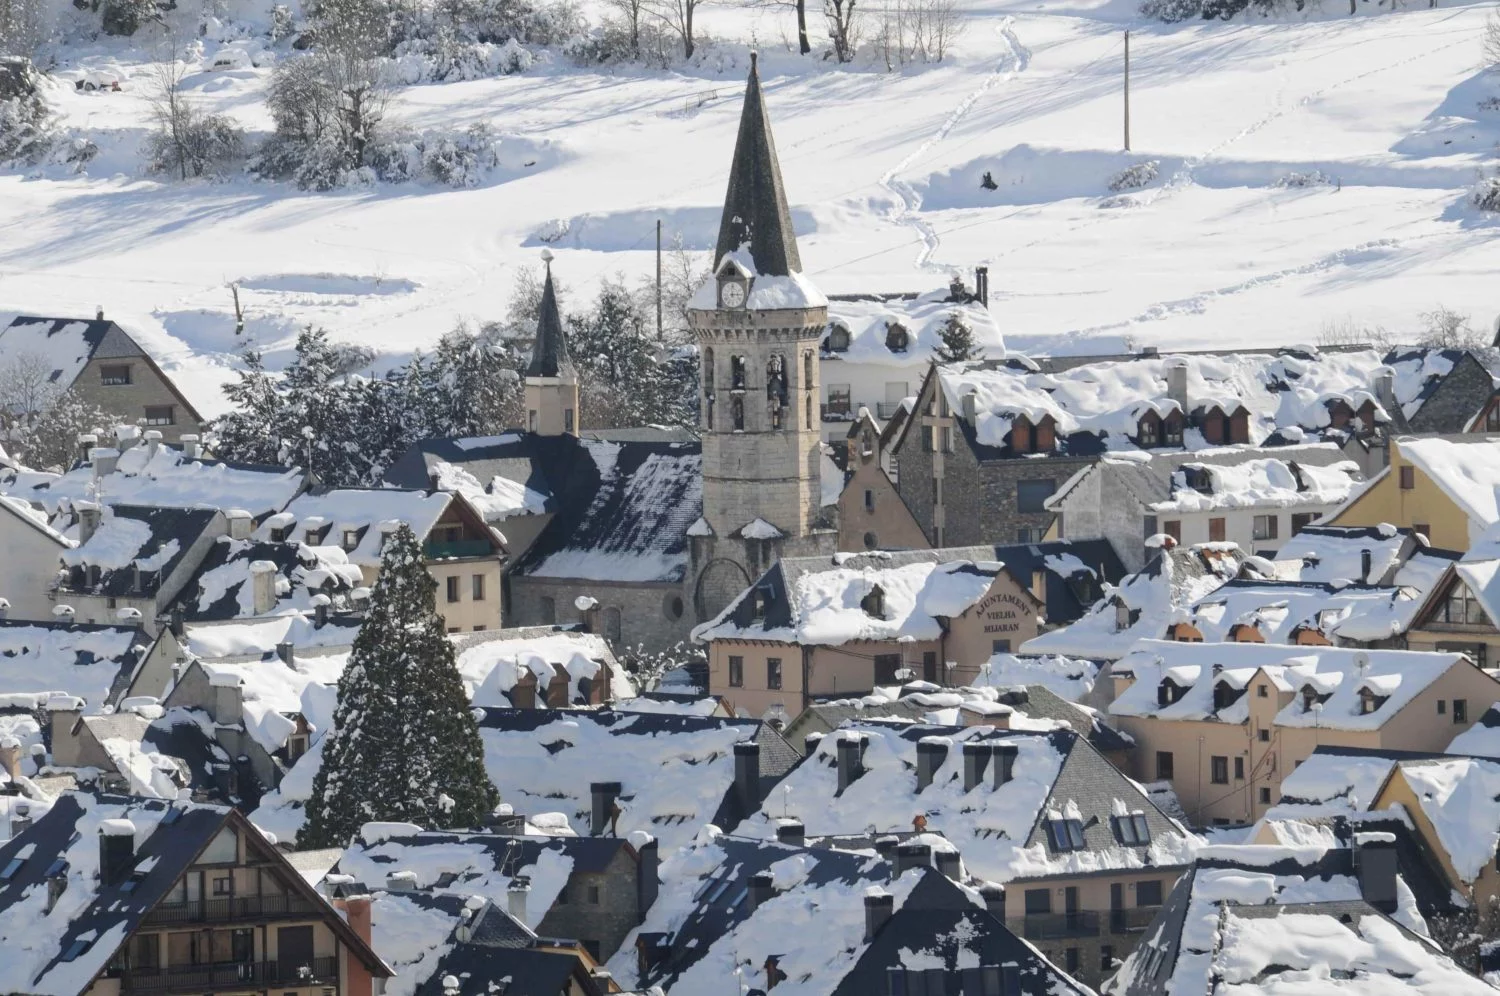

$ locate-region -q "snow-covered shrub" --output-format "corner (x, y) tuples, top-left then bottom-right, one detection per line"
(0, 90), (54, 166)
(1108, 160), (1159, 192)
(1275, 169), (1331, 188)
(1480, 96), (1500, 113)
(1138, 0), (1202, 21)
(143, 111), (244, 179)
(1473, 173), (1500, 213)
(99, 0), (161, 35)
(368, 122), (499, 186)
(391, 34), (532, 81)
(269, 3), (296, 39)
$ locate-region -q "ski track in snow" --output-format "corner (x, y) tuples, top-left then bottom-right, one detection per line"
(879, 16), (1032, 272)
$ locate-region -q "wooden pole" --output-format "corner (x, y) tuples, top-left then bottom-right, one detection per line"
(656, 219), (664, 338)
(1124, 30), (1132, 152)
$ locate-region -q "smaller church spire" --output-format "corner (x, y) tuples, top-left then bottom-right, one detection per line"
(714, 51), (803, 277)
(526, 251), (573, 379)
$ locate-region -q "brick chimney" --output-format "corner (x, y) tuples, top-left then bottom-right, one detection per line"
(341, 895), (375, 996)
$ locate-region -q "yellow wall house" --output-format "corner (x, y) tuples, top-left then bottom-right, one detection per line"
(0, 795), (391, 996)
(693, 548), (1042, 720)
(1328, 435), (1500, 552)
(1105, 639), (1500, 827)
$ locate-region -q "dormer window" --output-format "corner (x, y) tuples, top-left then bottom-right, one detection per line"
(861, 585), (886, 619)
(1301, 685), (1331, 712)
(1211, 680), (1242, 710)
(1357, 687), (1388, 715)
(1012, 416), (1033, 453)
(270, 526), (288, 543)
(1138, 413), (1160, 447)
(342, 530), (359, 551)
(1442, 583), (1487, 626)
(885, 323), (909, 353)
(1157, 679), (1187, 706)
(305, 529), (320, 544)
(1046, 818), (1086, 853)
(1328, 399), (1353, 429)
(827, 324), (851, 352)
(1163, 411), (1184, 445)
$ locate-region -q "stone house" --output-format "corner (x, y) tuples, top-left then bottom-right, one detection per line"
(693, 548), (1044, 719)
(0, 315), (205, 442)
(1328, 435), (1500, 552)
(55, 503), (226, 633)
(0, 793), (391, 996)
(726, 722), (1192, 990)
(1044, 444), (1361, 572)
(891, 346), (1467, 548)
(331, 825), (659, 963)
(1106, 639), (1500, 827)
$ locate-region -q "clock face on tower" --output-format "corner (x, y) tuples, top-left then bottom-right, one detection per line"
(720, 280), (746, 309)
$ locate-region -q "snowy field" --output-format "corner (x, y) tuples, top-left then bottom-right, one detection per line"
(1, 0), (1498, 416)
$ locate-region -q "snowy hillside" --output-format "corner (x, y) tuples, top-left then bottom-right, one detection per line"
(1, 0), (1498, 416)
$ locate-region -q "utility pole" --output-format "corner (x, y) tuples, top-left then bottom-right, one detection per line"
(1123, 29), (1131, 152)
(656, 219), (664, 338)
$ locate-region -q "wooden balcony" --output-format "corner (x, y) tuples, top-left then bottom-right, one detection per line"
(143, 893), (323, 926)
(120, 956), (338, 994)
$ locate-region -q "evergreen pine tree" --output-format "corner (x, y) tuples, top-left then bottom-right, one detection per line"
(934, 314), (983, 364)
(213, 349), (287, 466)
(300, 524), (498, 847)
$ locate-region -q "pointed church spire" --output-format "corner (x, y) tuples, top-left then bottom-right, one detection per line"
(526, 251), (573, 379)
(714, 52), (803, 277)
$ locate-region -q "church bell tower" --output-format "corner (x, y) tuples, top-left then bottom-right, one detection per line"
(689, 53), (833, 621)
(524, 251), (579, 437)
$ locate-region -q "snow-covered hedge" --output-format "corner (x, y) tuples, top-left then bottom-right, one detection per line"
(0, 91), (53, 165)
(1108, 160), (1159, 192)
(1473, 173), (1500, 213)
(1275, 169), (1331, 188)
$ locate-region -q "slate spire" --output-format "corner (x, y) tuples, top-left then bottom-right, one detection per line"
(714, 52), (803, 277)
(526, 252), (573, 378)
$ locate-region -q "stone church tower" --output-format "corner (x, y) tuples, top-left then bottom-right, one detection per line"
(524, 253), (579, 436)
(689, 54), (835, 621)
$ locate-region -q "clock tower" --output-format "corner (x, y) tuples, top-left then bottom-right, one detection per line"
(688, 53), (834, 622)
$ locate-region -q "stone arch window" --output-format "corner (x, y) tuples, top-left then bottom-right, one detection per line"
(731, 355), (747, 390)
(770, 404), (783, 430)
(804, 350), (814, 384)
(732, 396), (745, 431)
(885, 322), (909, 353)
(863, 531), (878, 550)
(767, 354), (788, 405)
(827, 324), (851, 352)
(805, 395), (813, 430)
(703, 395), (714, 430)
(703, 347), (715, 394)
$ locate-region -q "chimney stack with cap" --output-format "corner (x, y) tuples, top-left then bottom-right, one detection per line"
(991, 743), (1018, 788)
(734, 741), (762, 813)
(894, 842), (932, 877)
(836, 734), (865, 794)
(508, 876), (531, 922)
(864, 890), (894, 942)
(748, 872), (775, 911)
(1355, 832), (1398, 913)
(98, 819), (137, 887)
(916, 738), (948, 792)
(591, 781), (622, 836)
(776, 820), (805, 848)
(962, 741), (990, 792)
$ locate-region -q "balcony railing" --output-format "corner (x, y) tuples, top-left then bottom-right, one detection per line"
(121, 957), (338, 994)
(423, 538), (494, 560)
(143, 894), (323, 926)
(1108, 906), (1162, 934)
(1017, 911), (1100, 940)
(876, 401), (905, 419)
(821, 401), (853, 421)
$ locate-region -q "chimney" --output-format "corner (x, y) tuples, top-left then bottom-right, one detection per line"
(0, 598), (9, 622)
(961, 392), (977, 423)
(0, 736), (20, 783)
(1031, 568), (1046, 603)
(211, 672), (243, 725)
(143, 429), (162, 461)
(935, 850), (962, 882)
(1372, 368), (1397, 413)
(385, 870), (417, 892)
(775, 820), (805, 848)
(180, 434), (200, 460)
(894, 842), (932, 877)
(312, 594), (330, 629)
(169, 606), (184, 638)
(276, 642), (295, 668)
(1166, 359), (1189, 413)
(76, 432), (98, 464)
(875, 837), (899, 864)
(835, 734), (865, 794)
(803, 733), (823, 757)
(734, 741), (762, 813)
(342, 896), (375, 996)
(95, 306), (104, 321)
(991, 744), (1018, 788)
(1360, 549), (1373, 584)
(98, 819), (137, 887)
(635, 836), (659, 917)
(249, 561), (278, 615)
(864, 891), (894, 942)
(747, 871), (775, 911)
(77, 502), (101, 546)
(915, 738), (948, 792)
(1355, 832), (1398, 913)
(974, 266), (989, 307)
(226, 509), (252, 541)
(979, 884), (1005, 919)
(89, 447), (119, 478)
(46, 696), (83, 767)
(948, 273), (966, 301)
(962, 741), (990, 792)
(507, 875), (531, 922)
(591, 781), (622, 836)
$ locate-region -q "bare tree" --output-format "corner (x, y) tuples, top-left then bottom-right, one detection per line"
(0, 353), (122, 472)
(1317, 316), (1394, 353)
(602, 0), (650, 57)
(1485, 9), (1500, 70)
(648, 0), (712, 58)
(825, 0), (857, 62)
(143, 31), (244, 179)
(1419, 305), (1487, 350)
(871, 0), (961, 67)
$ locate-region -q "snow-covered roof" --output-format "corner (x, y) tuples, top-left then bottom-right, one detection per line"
(181, 614), (361, 661)
(1109, 641), (1481, 731)
(611, 835), (1089, 996)
(1180, 578), (1431, 645)
(0, 619), (157, 711)
(1448, 703), (1500, 758)
(735, 722), (1191, 883)
(1272, 523), (1423, 585)
(1022, 542), (1242, 659)
(0, 316), (122, 389)
(454, 627), (627, 707)
(1387, 756), (1500, 884)
(269, 489), (462, 568)
(820, 288), (1003, 371)
(693, 548), (1008, 646)
(0, 440), (304, 519)
(1274, 749), (1397, 812)
(1113, 843), (1490, 995)
(1150, 457), (1358, 513)
(59, 503), (220, 598)
(181, 537), (368, 623)
(430, 459), (547, 523)
(936, 346), (1455, 454)
(0, 495), (73, 548)
(1397, 435), (1500, 537)
(184, 651), (347, 754)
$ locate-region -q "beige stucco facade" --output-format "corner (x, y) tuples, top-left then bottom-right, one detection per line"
(73, 353), (205, 444)
(1326, 439), (1472, 551)
(837, 415), (928, 553)
(1111, 659), (1500, 826)
(707, 571), (1042, 717)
